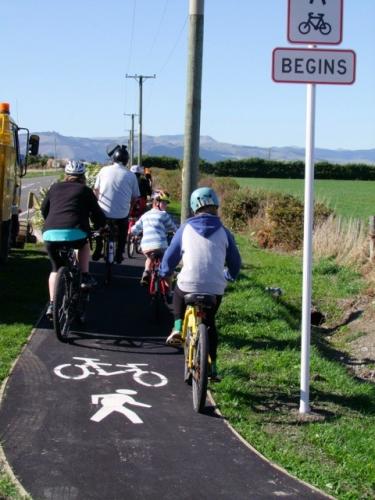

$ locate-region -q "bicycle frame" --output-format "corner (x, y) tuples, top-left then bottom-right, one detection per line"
(181, 293), (216, 412)
(182, 305), (201, 369)
(148, 252), (168, 321)
(148, 253), (167, 297)
(53, 246), (88, 342)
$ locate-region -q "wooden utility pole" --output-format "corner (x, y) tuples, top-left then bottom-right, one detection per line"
(181, 0), (205, 222)
(126, 74), (156, 167)
(124, 113), (138, 166)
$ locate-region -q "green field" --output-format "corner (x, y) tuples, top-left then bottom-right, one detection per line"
(236, 177), (375, 221)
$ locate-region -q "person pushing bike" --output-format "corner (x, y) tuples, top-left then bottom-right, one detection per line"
(160, 187), (241, 379)
(93, 144), (140, 264)
(42, 161), (106, 319)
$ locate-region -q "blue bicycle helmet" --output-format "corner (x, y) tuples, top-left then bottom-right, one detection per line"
(190, 187), (219, 213)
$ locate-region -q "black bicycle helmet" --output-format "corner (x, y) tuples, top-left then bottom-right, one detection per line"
(107, 144), (129, 166)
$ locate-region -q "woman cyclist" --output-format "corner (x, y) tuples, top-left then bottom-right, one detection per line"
(42, 160), (106, 319)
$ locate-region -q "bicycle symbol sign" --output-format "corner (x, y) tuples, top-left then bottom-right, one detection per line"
(288, 0), (343, 45)
(54, 357), (168, 387)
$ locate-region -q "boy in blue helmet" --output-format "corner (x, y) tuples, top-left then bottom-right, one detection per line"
(160, 186), (241, 379)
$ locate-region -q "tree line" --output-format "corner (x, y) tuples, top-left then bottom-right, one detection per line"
(142, 156), (375, 180)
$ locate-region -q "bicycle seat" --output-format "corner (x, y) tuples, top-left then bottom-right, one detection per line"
(184, 293), (216, 307)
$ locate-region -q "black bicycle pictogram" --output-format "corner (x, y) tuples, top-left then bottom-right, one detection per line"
(298, 12), (332, 35)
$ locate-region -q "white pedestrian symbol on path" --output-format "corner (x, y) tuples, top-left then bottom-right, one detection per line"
(90, 389), (151, 424)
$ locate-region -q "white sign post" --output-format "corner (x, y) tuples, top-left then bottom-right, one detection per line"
(300, 75), (316, 414)
(272, 0), (355, 414)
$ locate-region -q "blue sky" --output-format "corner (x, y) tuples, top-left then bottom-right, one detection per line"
(2, 0), (374, 150)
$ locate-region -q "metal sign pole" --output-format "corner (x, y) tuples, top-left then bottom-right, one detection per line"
(300, 63), (316, 414)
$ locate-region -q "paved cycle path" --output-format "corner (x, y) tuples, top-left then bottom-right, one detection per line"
(0, 256), (329, 499)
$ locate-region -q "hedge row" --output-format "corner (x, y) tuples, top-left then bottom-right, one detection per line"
(201, 158), (375, 180)
(143, 155), (375, 181)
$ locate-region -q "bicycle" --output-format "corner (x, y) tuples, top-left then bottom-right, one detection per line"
(181, 293), (216, 413)
(298, 12), (331, 35)
(53, 357), (168, 387)
(102, 219), (118, 284)
(126, 217), (142, 258)
(52, 246), (92, 343)
(147, 251), (169, 321)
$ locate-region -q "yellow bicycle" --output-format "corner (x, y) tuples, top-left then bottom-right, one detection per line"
(181, 293), (216, 413)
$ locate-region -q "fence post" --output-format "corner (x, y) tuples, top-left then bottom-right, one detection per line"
(369, 216), (375, 261)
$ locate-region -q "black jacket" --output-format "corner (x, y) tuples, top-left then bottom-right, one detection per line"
(138, 175), (152, 198)
(41, 181), (106, 232)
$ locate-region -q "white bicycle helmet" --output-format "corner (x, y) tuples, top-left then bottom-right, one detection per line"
(65, 160), (86, 176)
(130, 164), (144, 174)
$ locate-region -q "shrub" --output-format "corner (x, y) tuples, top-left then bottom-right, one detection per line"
(221, 187), (268, 231)
(152, 168), (182, 201)
(256, 194), (333, 251)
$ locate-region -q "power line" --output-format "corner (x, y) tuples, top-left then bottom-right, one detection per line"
(145, 14), (188, 112)
(145, 0), (170, 62)
(124, 0), (137, 115)
(157, 14), (188, 74)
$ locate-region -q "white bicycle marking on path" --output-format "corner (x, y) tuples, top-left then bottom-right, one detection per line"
(90, 390), (151, 424)
(53, 357), (168, 387)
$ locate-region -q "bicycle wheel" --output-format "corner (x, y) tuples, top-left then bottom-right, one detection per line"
(319, 22), (331, 35)
(298, 21), (310, 34)
(127, 234), (135, 259)
(136, 238), (142, 254)
(192, 323), (209, 412)
(53, 266), (73, 342)
(184, 327), (192, 385)
(104, 237), (115, 284)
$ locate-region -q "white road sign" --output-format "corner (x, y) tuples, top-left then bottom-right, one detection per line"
(272, 48), (356, 85)
(288, 0), (343, 45)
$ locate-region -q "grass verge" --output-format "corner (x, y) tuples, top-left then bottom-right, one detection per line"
(212, 235), (375, 499)
(0, 245), (50, 499)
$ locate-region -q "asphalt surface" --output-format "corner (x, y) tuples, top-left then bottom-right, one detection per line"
(0, 254), (329, 499)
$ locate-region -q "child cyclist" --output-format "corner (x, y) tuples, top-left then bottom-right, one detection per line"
(130, 190), (177, 286)
(159, 187), (241, 379)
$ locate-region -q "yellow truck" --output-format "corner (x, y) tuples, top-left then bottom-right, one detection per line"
(0, 102), (39, 263)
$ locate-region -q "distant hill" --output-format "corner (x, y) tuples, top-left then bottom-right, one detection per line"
(30, 131), (375, 165)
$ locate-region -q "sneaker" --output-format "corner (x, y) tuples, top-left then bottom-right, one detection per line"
(81, 274), (97, 290)
(166, 330), (182, 346)
(46, 302), (54, 320)
(92, 242), (103, 261)
(140, 271), (150, 286)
